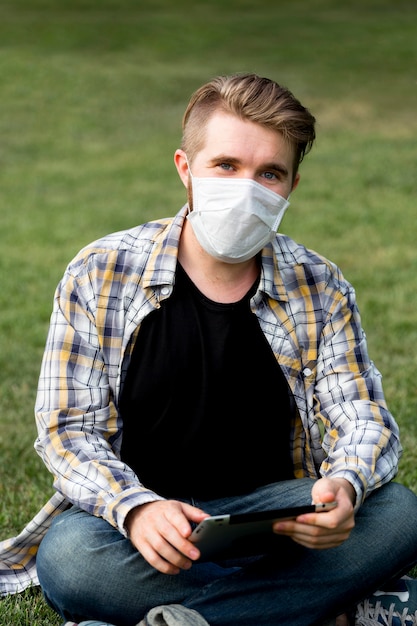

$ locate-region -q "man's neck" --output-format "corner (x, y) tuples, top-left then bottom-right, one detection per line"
(178, 220), (260, 304)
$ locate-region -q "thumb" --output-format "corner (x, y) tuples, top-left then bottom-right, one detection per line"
(311, 477), (338, 504)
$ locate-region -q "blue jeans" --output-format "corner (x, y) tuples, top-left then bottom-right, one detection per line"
(37, 478), (417, 626)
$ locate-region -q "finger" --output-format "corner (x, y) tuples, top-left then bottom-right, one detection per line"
(154, 514), (200, 560)
(292, 526), (353, 549)
(274, 518), (353, 549)
(161, 502), (207, 539)
(140, 544), (182, 575)
(139, 533), (196, 574)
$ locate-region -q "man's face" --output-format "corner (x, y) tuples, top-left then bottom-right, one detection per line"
(176, 110), (300, 209)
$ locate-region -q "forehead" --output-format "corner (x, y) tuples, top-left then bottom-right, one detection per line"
(198, 110), (295, 165)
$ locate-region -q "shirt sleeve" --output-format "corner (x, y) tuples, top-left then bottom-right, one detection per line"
(34, 264), (163, 535)
(314, 271), (401, 508)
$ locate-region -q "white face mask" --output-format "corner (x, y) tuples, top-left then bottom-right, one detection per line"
(186, 173), (290, 263)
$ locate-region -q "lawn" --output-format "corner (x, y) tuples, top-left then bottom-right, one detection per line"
(0, 0), (416, 623)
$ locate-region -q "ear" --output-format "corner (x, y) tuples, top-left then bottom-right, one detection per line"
(291, 172), (301, 192)
(174, 149), (189, 188)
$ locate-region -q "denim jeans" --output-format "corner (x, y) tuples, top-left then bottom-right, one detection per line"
(36, 478), (417, 626)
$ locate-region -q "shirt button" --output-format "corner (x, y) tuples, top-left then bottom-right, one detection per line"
(161, 286), (170, 296)
(303, 367), (313, 377)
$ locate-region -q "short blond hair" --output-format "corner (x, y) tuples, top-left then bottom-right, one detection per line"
(181, 73), (316, 177)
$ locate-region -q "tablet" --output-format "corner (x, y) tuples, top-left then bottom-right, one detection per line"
(190, 502), (337, 560)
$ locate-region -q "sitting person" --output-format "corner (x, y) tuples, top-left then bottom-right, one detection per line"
(1, 72), (417, 626)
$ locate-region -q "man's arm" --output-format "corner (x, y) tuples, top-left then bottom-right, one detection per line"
(34, 265), (163, 534)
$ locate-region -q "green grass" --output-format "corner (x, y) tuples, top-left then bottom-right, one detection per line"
(0, 0), (416, 622)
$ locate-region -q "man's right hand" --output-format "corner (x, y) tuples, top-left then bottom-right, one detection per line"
(125, 500), (209, 574)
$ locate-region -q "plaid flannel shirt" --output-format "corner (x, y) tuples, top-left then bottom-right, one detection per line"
(0, 206), (401, 595)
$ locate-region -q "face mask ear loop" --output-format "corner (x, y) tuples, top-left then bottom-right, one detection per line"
(271, 199), (290, 232)
(185, 155), (193, 176)
(185, 155), (193, 215)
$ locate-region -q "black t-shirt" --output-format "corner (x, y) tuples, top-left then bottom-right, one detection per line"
(119, 264), (295, 500)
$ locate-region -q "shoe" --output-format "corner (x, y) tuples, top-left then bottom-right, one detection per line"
(62, 622), (116, 625)
(355, 576), (417, 625)
(138, 604), (210, 625)
(78, 622), (116, 625)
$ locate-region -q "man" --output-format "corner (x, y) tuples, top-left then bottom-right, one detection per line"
(1, 73), (417, 626)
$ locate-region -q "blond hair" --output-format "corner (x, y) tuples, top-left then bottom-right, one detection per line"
(181, 73), (316, 176)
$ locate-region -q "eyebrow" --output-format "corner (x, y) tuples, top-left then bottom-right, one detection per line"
(208, 155), (289, 177)
(262, 161), (289, 177)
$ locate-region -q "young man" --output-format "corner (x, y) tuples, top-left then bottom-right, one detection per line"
(1, 73), (417, 626)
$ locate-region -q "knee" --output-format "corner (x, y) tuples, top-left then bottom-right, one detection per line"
(37, 510), (87, 609)
(36, 508), (155, 624)
(37, 507), (123, 602)
(365, 482), (417, 546)
(383, 481), (417, 515)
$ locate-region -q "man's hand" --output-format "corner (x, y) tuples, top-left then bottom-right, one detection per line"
(272, 477), (356, 549)
(125, 500), (209, 574)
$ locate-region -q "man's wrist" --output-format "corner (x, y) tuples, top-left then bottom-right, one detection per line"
(332, 477), (357, 506)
